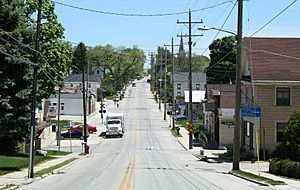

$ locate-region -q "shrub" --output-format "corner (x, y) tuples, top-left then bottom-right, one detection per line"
(273, 111), (300, 161)
(269, 159), (300, 179)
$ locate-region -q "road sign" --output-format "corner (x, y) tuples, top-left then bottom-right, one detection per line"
(241, 106), (261, 117)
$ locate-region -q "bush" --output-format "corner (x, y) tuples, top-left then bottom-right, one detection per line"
(269, 159), (300, 179)
(272, 111), (300, 161)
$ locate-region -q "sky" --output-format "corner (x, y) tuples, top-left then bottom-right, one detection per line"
(53, 0), (300, 68)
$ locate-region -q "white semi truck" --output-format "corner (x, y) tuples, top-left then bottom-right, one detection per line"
(105, 113), (125, 137)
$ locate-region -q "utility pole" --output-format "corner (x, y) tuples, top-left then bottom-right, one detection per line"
(28, 0), (42, 178)
(177, 9), (203, 149)
(164, 38), (180, 130)
(57, 85), (61, 151)
(163, 47), (168, 120)
(159, 50), (163, 110)
(82, 68), (88, 153)
(233, 0), (243, 171)
(150, 52), (155, 92)
(86, 56), (89, 115)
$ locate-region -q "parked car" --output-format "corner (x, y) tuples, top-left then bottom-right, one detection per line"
(132, 83), (136, 87)
(60, 130), (89, 140)
(68, 124), (97, 133)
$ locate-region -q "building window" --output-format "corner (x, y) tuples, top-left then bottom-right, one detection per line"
(177, 91), (181, 97)
(61, 106), (64, 111)
(276, 122), (287, 142)
(70, 83), (73, 87)
(52, 103), (57, 106)
(97, 70), (100, 75)
(88, 83), (91, 88)
(196, 84), (200, 90)
(177, 84), (181, 90)
(276, 87), (290, 106)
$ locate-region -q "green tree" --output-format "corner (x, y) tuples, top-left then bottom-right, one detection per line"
(26, 0), (73, 101)
(284, 111), (300, 161)
(274, 111), (300, 161)
(0, 0), (72, 153)
(0, 0), (32, 152)
(70, 42), (87, 74)
(88, 45), (145, 95)
(207, 36), (236, 84)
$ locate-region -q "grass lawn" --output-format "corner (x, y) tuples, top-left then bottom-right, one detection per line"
(46, 150), (71, 156)
(105, 96), (114, 100)
(50, 120), (82, 131)
(0, 154), (55, 176)
(170, 128), (182, 137)
(176, 119), (203, 127)
(35, 158), (78, 177)
(231, 170), (286, 186)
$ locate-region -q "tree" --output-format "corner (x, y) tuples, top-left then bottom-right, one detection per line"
(0, 0), (32, 152)
(88, 45), (145, 96)
(26, 0), (73, 101)
(0, 0), (72, 153)
(207, 36), (236, 84)
(70, 42), (87, 74)
(274, 111), (300, 161)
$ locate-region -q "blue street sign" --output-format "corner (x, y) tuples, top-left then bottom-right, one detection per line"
(241, 106), (261, 117)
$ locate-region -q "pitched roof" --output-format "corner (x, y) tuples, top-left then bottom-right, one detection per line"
(243, 37), (300, 81)
(64, 74), (100, 83)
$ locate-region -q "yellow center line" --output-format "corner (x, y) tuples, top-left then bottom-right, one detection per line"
(125, 156), (135, 190)
(119, 93), (138, 190)
(119, 159), (133, 190)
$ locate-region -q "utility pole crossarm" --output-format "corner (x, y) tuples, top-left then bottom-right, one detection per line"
(177, 19), (203, 24)
(177, 34), (203, 38)
(176, 9), (204, 150)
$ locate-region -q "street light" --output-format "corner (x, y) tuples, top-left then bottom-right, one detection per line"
(198, 12), (243, 171)
(198, 27), (237, 36)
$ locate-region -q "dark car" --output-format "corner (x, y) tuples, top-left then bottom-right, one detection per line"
(61, 130), (89, 140)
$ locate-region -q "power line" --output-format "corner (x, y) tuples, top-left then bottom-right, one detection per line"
(250, 0), (298, 37)
(0, 33), (65, 81)
(51, 0), (233, 17)
(200, 0), (237, 56)
(0, 49), (37, 66)
(203, 0), (298, 73)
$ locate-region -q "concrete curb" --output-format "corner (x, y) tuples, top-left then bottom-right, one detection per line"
(176, 138), (188, 151)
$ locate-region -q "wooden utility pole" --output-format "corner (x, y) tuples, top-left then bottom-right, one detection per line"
(28, 0), (42, 178)
(164, 38), (180, 130)
(177, 9), (203, 149)
(233, 0), (243, 170)
(82, 68), (88, 153)
(57, 85), (61, 151)
(159, 51), (163, 110)
(163, 47), (168, 120)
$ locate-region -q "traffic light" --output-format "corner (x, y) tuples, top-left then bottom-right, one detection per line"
(99, 103), (106, 114)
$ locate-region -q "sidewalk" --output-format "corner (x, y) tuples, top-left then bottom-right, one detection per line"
(175, 119), (300, 188)
(0, 99), (118, 189)
(0, 152), (81, 189)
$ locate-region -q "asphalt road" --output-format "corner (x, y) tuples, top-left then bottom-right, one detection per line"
(21, 78), (273, 190)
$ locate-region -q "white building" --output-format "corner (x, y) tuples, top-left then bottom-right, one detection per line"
(173, 72), (206, 102)
(49, 92), (84, 115)
(63, 74), (100, 99)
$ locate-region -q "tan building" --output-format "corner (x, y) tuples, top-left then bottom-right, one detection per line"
(242, 37), (300, 155)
